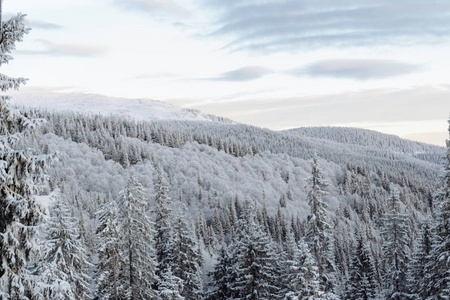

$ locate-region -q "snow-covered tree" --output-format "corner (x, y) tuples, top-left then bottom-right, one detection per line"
(159, 268), (184, 300)
(154, 170), (172, 278)
(207, 246), (233, 300)
(0, 13), (49, 299)
(96, 200), (121, 300)
(304, 156), (336, 293)
(427, 118), (450, 299)
(285, 239), (328, 300)
(381, 186), (411, 299)
(115, 173), (159, 299)
(228, 203), (281, 300)
(407, 217), (433, 299)
(166, 208), (203, 299)
(34, 190), (91, 300)
(346, 230), (378, 300)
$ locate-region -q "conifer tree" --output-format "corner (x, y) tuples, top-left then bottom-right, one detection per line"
(407, 217), (433, 299)
(159, 268), (184, 300)
(427, 118), (450, 299)
(207, 246), (233, 300)
(154, 170), (173, 278)
(228, 203), (281, 300)
(96, 200), (121, 300)
(381, 186), (410, 299)
(304, 156), (336, 293)
(0, 13), (49, 299)
(346, 230), (378, 300)
(115, 173), (159, 299)
(35, 190), (91, 300)
(167, 208), (203, 300)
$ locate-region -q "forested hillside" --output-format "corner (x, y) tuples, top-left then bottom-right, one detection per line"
(4, 99), (448, 299)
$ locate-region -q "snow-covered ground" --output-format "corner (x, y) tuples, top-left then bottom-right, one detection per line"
(10, 92), (234, 124)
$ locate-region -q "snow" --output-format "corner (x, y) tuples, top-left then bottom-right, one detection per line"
(10, 92), (235, 124)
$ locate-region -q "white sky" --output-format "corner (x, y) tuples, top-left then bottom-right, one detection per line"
(3, 0), (450, 146)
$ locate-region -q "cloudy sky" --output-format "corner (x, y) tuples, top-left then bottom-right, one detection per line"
(3, 0), (450, 145)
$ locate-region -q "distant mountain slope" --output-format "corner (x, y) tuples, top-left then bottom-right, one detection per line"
(11, 92), (234, 124)
(284, 126), (444, 165)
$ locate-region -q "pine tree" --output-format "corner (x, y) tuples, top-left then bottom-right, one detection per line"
(207, 246), (233, 300)
(34, 190), (91, 300)
(154, 171), (173, 278)
(381, 186), (410, 299)
(407, 217), (433, 299)
(96, 200), (121, 300)
(304, 156), (336, 293)
(346, 230), (378, 300)
(167, 208), (203, 300)
(0, 13), (49, 299)
(115, 173), (159, 299)
(228, 203), (281, 300)
(427, 118), (450, 299)
(159, 268), (185, 300)
(285, 239), (327, 300)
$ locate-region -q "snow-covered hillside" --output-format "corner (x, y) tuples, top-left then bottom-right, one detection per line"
(11, 92), (234, 124)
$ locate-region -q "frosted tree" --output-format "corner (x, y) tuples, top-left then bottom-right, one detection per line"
(166, 208), (203, 300)
(285, 239), (327, 300)
(115, 173), (159, 299)
(96, 200), (121, 300)
(427, 118), (450, 299)
(34, 190), (91, 300)
(304, 156), (336, 293)
(228, 203), (281, 300)
(154, 170), (173, 278)
(381, 186), (410, 300)
(345, 230), (378, 300)
(159, 268), (184, 300)
(207, 246), (233, 300)
(407, 217), (433, 299)
(0, 12), (49, 299)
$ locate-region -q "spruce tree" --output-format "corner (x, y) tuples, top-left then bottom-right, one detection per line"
(167, 208), (203, 300)
(207, 246), (232, 300)
(381, 186), (410, 299)
(304, 156), (336, 293)
(154, 171), (173, 278)
(115, 173), (159, 299)
(228, 203), (281, 300)
(346, 230), (378, 300)
(96, 200), (121, 300)
(0, 13), (48, 299)
(34, 190), (91, 300)
(407, 217), (433, 299)
(427, 118), (450, 299)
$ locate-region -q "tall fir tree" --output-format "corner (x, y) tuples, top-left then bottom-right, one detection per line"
(34, 190), (91, 300)
(0, 13), (49, 299)
(381, 186), (411, 300)
(154, 170), (173, 279)
(207, 246), (233, 300)
(304, 156), (337, 293)
(345, 230), (378, 300)
(427, 118), (450, 299)
(96, 200), (121, 300)
(407, 217), (433, 299)
(115, 173), (159, 299)
(166, 208), (203, 300)
(228, 202), (281, 300)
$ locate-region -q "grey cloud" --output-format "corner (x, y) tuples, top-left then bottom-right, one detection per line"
(18, 40), (107, 57)
(191, 86), (450, 131)
(205, 0), (450, 53)
(207, 66), (273, 81)
(293, 59), (420, 80)
(27, 20), (63, 30)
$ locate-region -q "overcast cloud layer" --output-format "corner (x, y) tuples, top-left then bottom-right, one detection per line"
(205, 0), (450, 52)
